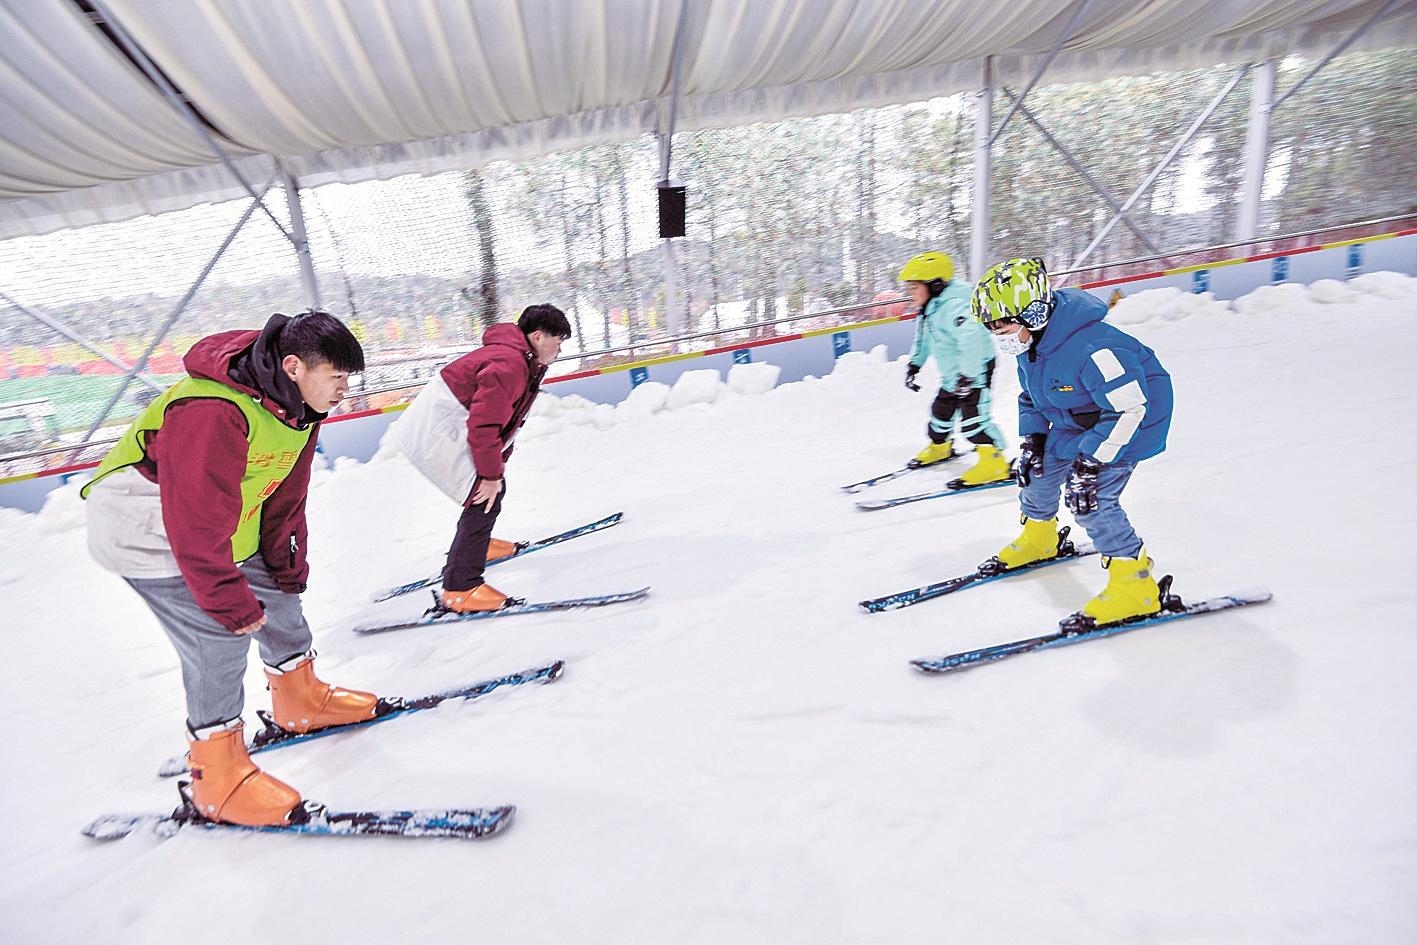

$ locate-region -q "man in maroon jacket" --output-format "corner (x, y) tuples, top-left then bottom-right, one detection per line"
(435, 305), (572, 612)
(84, 312), (383, 827)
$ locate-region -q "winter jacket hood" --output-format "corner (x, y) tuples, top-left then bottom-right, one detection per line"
(187, 314), (326, 428)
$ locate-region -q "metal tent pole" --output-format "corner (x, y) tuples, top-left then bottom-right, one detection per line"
(86, 0), (294, 247)
(1270, 0), (1404, 112)
(1069, 64), (1250, 273)
(969, 57), (993, 280)
(71, 175), (276, 454)
(1236, 60), (1275, 241)
(0, 290), (165, 392)
(1001, 88), (1166, 258)
(281, 166), (321, 310)
(986, 0), (1097, 148)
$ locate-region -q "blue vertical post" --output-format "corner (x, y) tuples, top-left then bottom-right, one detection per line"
(629, 366), (650, 388)
(1271, 256), (1289, 284)
(832, 332), (852, 358)
(732, 349), (752, 365)
(1191, 269), (1210, 294)
(1346, 244), (1363, 278)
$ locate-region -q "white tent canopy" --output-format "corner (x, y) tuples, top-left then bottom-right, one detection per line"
(2, 0), (1415, 237)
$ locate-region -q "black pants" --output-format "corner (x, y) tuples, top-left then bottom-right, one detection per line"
(927, 358), (1000, 448)
(443, 479), (507, 591)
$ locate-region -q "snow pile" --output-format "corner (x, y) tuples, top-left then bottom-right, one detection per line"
(727, 361), (781, 396)
(614, 379), (672, 419)
(1232, 281), (1327, 318)
(664, 368), (722, 410)
(1351, 269), (1417, 302)
(3, 274), (1416, 945)
(1308, 278), (1361, 305)
(1108, 286), (1231, 326)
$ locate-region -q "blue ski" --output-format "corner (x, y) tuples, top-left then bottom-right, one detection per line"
(84, 797), (515, 841)
(911, 587), (1273, 675)
(354, 588), (651, 635)
(372, 512), (625, 602)
(156, 660), (566, 778)
(860, 536), (1096, 612)
(841, 456), (959, 494)
(855, 473), (1017, 511)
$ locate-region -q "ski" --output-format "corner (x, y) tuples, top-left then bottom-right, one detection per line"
(84, 792), (515, 841)
(860, 531), (1095, 612)
(353, 588), (651, 635)
(840, 457), (958, 494)
(911, 581), (1273, 675)
(372, 512), (625, 602)
(854, 472), (1017, 511)
(156, 660), (566, 778)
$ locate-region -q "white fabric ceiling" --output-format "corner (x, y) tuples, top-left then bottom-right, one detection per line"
(1, 0), (1415, 237)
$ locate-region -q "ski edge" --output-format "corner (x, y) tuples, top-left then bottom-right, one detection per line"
(154, 660), (567, 778)
(353, 587), (651, 635)
(371, 512), (625, 602)
(910, 590), (1274, 675)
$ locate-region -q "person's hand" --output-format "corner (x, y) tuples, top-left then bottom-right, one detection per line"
(904, 364), (921, 392)
(234, 614), (267, 636)
(1017, 433), (1047, 487)
(1064, 455), (1103, 515)
(470, 477), (503, 512)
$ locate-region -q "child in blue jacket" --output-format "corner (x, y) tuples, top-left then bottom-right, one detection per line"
(971, 257), (1174, 627)
(899, 252), (1010, 486)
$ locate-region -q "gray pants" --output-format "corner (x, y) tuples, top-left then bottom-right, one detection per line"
(126, 558), (313, 729)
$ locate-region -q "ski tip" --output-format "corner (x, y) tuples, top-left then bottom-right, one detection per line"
(156, 753), (189, 779)
(81, 814), (154, 841)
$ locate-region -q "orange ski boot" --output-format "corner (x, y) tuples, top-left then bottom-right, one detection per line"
(486, 538), (522, 564)
(441, 583), (512, 613)
(186, 719), (303, 826)
(265, 652), (379, 734)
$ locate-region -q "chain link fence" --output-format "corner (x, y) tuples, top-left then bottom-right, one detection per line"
(2, 48), (1414, 476)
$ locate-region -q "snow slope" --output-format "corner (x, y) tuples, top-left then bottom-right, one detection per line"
(2, 275), (1415, 945)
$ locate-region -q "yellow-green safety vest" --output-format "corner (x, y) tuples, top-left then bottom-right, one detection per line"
(81, 377), (313, 563)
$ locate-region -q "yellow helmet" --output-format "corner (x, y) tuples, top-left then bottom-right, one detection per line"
(898, 252), (954, 283)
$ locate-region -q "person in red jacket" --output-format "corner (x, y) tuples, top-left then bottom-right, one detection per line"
(83, 312), (381, 827)
(392, 305), (571, 612)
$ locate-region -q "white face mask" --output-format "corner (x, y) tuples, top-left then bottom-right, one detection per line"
(993, 330), (1031, 357)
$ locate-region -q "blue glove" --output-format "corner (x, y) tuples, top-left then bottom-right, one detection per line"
(1064, 455), (1102, 515)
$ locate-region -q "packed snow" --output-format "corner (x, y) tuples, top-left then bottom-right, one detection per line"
(3, 275), (1416, 944)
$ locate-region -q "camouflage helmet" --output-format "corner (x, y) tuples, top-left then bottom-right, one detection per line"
(971, 257), (1052, 329)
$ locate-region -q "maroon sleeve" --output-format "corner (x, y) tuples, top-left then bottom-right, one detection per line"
(259, 429), (318, 593)
(158, 399), (264, 632)
(464, 362), (524, 481)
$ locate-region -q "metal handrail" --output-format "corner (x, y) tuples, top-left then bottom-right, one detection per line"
(1051, 211), (1417, 279)
(4, 212), (1413, 470)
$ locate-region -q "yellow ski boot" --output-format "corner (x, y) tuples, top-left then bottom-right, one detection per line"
(955, 445), (1013, 487)
(981, 516), (1060, 573)
(910, 440), (954, 468)
(1077, 550), (1162, 627)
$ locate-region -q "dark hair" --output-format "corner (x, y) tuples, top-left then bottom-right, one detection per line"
(278, 311), (365, 372)
(518, 304), (572, 339)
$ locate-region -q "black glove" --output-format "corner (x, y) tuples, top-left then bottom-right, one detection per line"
(1064, 455), (1103, 515)
(952, 374), (973, 396)
(904, 363), (921, 392)
(1017, 433), (1047, 487)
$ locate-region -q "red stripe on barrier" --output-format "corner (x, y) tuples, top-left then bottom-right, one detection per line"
(546, 368), (603, 384)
